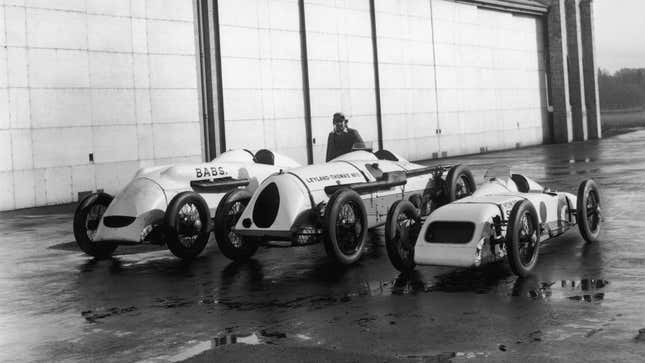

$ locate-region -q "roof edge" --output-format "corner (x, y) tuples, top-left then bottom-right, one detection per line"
(455, 0), (548, 15)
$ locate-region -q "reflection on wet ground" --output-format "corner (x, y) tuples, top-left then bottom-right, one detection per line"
(4, 131), (645, 361)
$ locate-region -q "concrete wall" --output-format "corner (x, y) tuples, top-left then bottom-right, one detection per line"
(375, 0), (439, 161)
(218, 0), (309, 165)
(0, 0), (600, 211)
(305, 0), (377, 163)
(432, 1), (547, 157)
(0, 0), (201, 210)
(373, 0), (548, 161)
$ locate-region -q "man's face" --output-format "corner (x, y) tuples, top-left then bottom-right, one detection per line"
(333, 119), (346, 132)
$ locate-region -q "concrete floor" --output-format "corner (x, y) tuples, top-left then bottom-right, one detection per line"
(2, 131), (645, 362)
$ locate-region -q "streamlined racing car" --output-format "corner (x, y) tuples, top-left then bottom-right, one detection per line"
(219, 149), (476, 265)
(385, 166), (602, 276)
(73, 149), (300, 260)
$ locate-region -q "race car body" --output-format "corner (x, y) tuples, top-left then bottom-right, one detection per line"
(385, 166), (602, 276)
(223, 150), (476, 265)
(73, 149), (300, 260)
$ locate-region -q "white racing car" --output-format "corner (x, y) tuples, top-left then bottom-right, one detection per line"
(73, 149), (300, 260)
(221, 149), (476, 265)
(384, 166), (602, 276)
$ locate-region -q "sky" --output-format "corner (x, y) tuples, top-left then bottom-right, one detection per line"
(594, 0), (645, 73)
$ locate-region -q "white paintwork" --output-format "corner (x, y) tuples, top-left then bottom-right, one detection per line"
(93, 149), (300, 244)
(414, 174), (577, 267)
(235, 151), (440, 239)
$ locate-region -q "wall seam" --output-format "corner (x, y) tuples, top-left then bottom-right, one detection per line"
(368, 0), (383, 151)
(3, 3), (17, 209)
(428, 0), (442, 152)
(297, 0), (313, 164)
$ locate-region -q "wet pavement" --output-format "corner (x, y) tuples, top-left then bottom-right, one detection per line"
(2, 131), (645, 362)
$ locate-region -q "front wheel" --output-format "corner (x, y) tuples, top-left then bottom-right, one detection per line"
(164, 192), (211, 260)
(506, 200), (540, 277)
(214, 189), (259, 261)
(385, 200), (420, 272)
(73, 192), (117, 259)
(445, 165), (476, 202)
(323, 189), (368, 265)
(577, 179), (601, 243)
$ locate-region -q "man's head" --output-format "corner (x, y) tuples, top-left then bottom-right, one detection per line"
(333, 112), (347, 133)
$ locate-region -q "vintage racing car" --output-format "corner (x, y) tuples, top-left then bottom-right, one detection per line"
(73, 149), (300, 260)
(384, 166), (602, 276)
(219, 149), (477, 265)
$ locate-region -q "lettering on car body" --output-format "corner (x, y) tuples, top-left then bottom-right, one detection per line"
(305, 172), (362, 184)
(195, 166), (227, 178)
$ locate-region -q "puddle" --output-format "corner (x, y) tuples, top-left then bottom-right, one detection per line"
(213, 331), (262, 346)
(514, 279), (609, 302)
(81, 306), (137, 323)
(402, 351), (490, 361)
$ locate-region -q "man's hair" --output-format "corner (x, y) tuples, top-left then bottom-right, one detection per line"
(332, 112), (347, 123)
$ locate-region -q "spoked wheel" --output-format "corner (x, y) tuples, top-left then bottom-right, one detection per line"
(165, 192), (211, 260)
(385, 200), (420, 272)
(73, 192), (118, 259)
(409, 194), (432, 217)
(577, 179), (601, 243)
(445, 165), (476, 203)
(214, 189), (258, 261)
(506, 200), (540, 277)
(324, 189), (368, 265)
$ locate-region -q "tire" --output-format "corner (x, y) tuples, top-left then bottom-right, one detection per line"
(577, 179), (601, 243)
(445, 165), (476, 202)
(214, 189), (259, 261)
(385, 200), (420, 272)
(164, 191), (211, 260)
(73, 192), (118, 259)
(323, 189), (368, 265)
(505, 200), (540, 277)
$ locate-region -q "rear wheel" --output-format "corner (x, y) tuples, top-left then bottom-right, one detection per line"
(506, 200), (540, 277)
(445, 165), (476, 202)
(323, 189), (368, 265)
(214, 189), (259, 261)
(73, 192), (117, 259)
(577, 180), (601, 243)
(385, 200), (419, 272)
(165, 192), (211, 260)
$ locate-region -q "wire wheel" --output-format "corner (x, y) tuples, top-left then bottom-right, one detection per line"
(85, 204), (107, 241)
(324, 189), (367, 265)
(214, 190), (258, 261)
(506, 200), (540, 277)
(577, 179), (602, 243)
(165, 191), (211, 260)
(73, 192), (118, 259)
(585, 190), (601, 233)
(335, 201), (363, 256)
(517, 212), (539, 267)
(445, 165), (476, 204)
(385, 200), (419, 272)
(224, 201), (245, 248)
(176, 202), (203, 248)
(455, 174), (473, 199)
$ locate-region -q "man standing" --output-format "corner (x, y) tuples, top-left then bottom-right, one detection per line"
(326, 112), (364, 161)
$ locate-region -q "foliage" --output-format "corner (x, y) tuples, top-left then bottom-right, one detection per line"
(598, 68), (645, 110)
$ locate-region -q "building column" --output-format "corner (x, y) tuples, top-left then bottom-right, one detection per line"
(579, 0), (602, 139)
(545, 0), (573, 143)
(565, 0), (587, 141)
